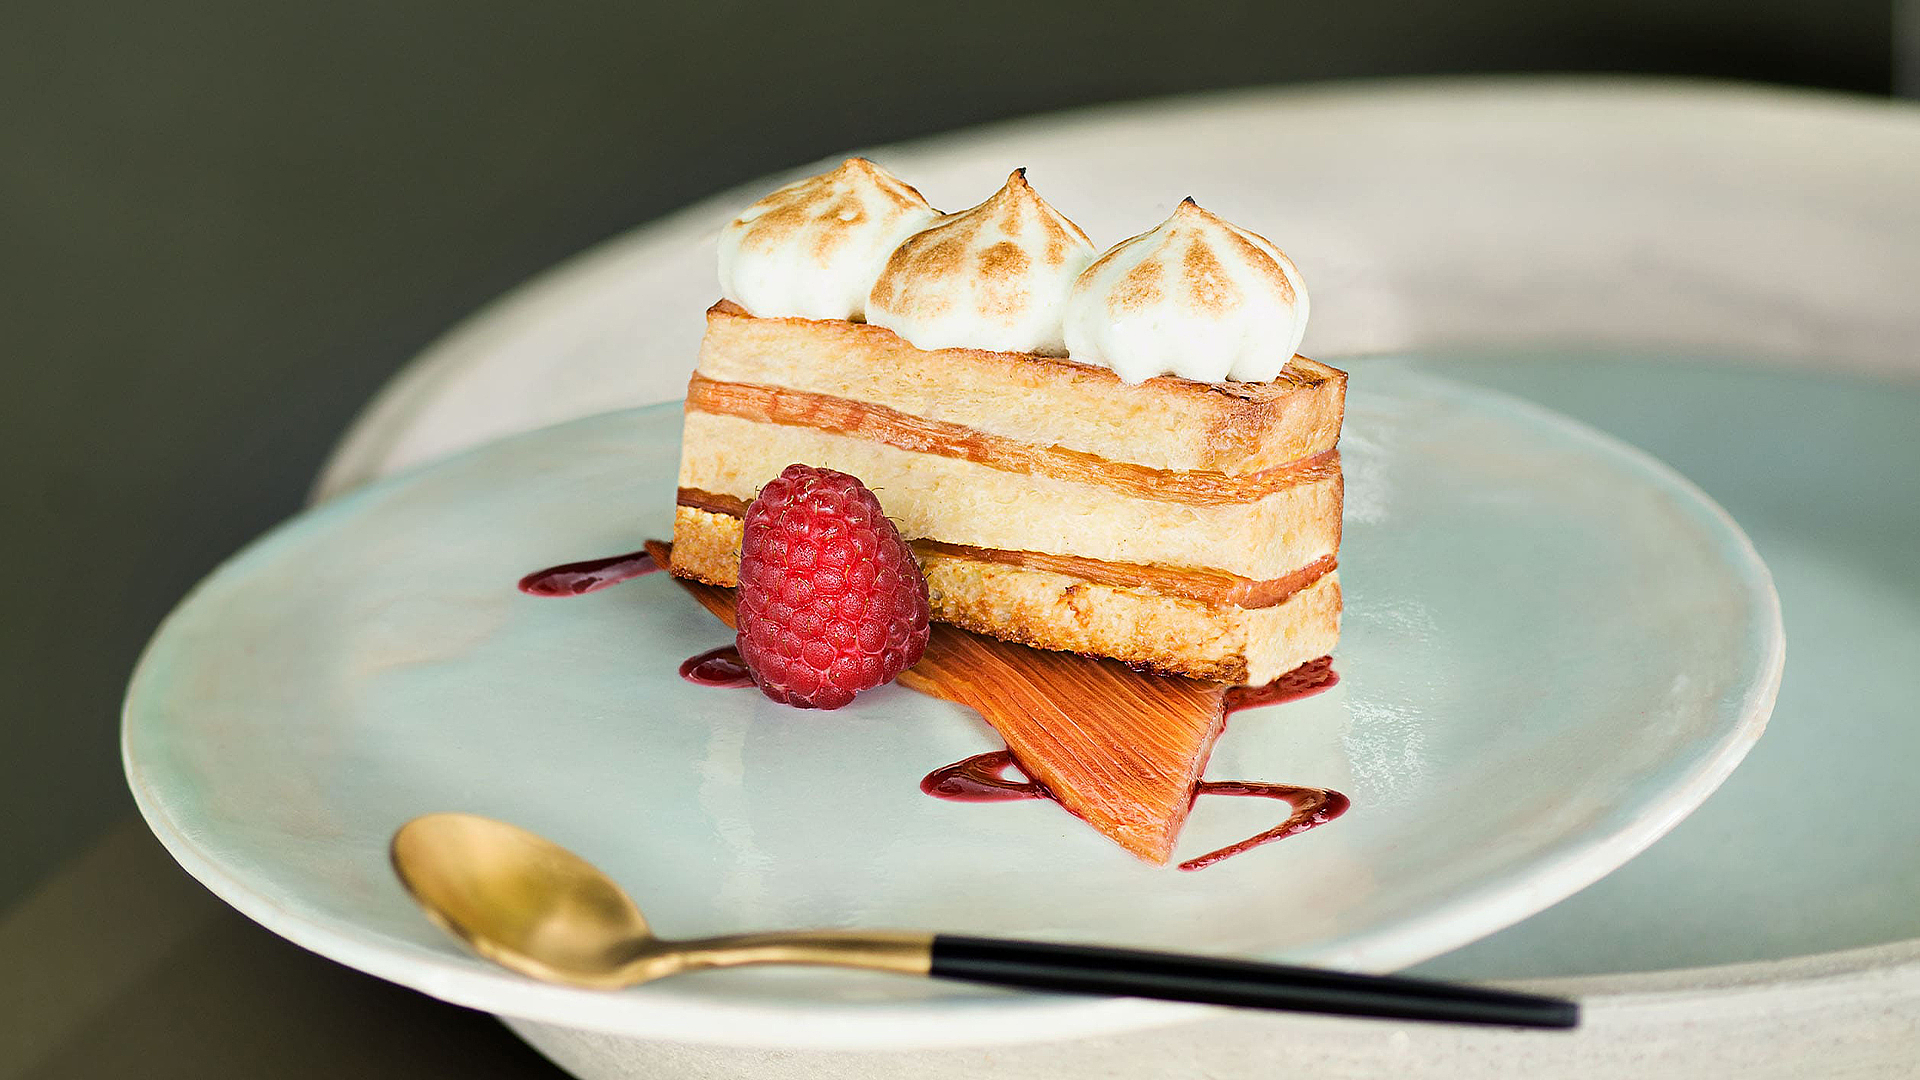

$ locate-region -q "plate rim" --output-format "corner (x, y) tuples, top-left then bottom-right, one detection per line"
(123, 372), (1783, 1048)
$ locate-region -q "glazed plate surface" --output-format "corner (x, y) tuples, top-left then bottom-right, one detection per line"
(124, 369), (1781, 1047)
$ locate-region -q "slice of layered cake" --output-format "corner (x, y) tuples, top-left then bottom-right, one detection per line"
(672, 161), (1344, 687)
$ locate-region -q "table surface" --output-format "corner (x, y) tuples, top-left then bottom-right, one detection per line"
(9, 76), (1919, 1077)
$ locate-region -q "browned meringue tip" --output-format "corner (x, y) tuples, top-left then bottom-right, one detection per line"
(819, 156), (937, 212)
(1165, 197), (1283, 252)
(837, 157), (895, 178)
(964, 168), (1090, 245)
(1174, 197), (1217, 220)
(987, 168), (1035, 203)
(863, 163), (1097, 354)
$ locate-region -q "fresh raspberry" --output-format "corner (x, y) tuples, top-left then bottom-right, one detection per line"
(735, 464), (931, 709)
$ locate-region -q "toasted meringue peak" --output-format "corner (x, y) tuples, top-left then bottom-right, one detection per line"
(718, 158), (941, 322)
(1062, 198), (1309, 384)
(866, 170), (1096, 355)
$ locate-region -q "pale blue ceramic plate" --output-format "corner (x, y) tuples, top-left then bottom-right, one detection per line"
(1406, 351), (1920, 981)
(123, 368), (1781, 1048)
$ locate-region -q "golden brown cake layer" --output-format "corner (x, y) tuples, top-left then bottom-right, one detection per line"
(687, 375), (1338, 506)
(677, 410), (1341, 580)
(668, 507), (743, 591)
(699, 301), (1345, 474)
(671, 504), (1340, 684)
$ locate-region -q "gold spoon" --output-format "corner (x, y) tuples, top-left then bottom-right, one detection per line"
(390, 813), (1578, 1027)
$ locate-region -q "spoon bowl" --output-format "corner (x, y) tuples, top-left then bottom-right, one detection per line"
(391, 813), (930, 989)
(392, 813), (658, 987)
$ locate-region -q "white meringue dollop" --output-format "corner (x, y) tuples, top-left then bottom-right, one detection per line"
(717, 158), (940, 322)
(866, 170), (1095, 355)
(1062, 199), (1309, 384)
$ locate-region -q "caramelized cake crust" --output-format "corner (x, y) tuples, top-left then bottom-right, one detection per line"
(698, 301), (1345, 474)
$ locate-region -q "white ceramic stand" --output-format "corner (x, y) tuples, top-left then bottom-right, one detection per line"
(318, 78), (1920, 1076)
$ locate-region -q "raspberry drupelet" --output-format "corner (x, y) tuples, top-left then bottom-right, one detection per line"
(734, 464), (932, 709)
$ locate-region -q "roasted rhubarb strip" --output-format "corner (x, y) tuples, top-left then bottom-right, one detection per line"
(676, 488), (1336, 610)
(649, 539), (1230, 866)
(675, 487), (748, 517)
(685, 375), (1340, 507)
(900, 625), (1227, 865)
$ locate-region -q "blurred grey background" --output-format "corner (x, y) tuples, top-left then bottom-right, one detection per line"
(0, 1), (1908, 1074)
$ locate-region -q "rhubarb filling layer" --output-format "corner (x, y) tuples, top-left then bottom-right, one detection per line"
(687, 374), (1339, 506)
(677, 487), (1334, 610)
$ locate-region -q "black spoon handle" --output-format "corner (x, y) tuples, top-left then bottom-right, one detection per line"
(928, 936), (1578, 1029)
